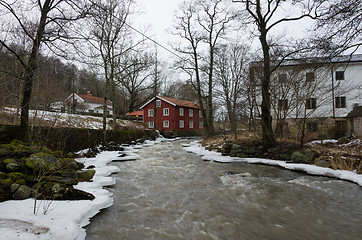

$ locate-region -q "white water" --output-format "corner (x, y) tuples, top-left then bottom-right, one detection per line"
(85, 139), (362, 240)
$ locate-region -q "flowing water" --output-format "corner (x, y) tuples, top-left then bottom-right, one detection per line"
(85, 139), (362, 240)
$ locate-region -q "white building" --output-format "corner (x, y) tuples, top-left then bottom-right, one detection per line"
(251, 54), (362, 138)
(64, 91), (113, 115)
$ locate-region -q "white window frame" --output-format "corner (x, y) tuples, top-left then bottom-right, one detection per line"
(189, 120), (193, 129)
(148, 109), (154, 117)
(148, 121), (154, 128)
(163, 120), (169, 128)
(189, 109), (193, 117)
(199, 121), (203, 129)
(156, 99), (161, 107)
(180, 120), (184, 128)
(163, 108), (169, 116)
(199, 110), (202, 118)
(179, 108), (184, 116)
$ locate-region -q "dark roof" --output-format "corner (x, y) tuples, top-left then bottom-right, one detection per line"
(347, 106), (362, 118)
(126, 111), (143, 116)
(159, 96), (200, 109)
(78, 94), (112, 106)
(140, 96), (200, 109)
(251, 54), (362, 68)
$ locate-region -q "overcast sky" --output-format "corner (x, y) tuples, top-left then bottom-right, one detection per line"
(134, 0), (182, 59)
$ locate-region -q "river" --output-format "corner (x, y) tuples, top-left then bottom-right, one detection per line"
(85, 138), (362, 240)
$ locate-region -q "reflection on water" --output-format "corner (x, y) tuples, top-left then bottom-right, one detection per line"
(86, 139), (362, 240)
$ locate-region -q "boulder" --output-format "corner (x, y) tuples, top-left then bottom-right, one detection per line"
(4, 158), (26, 172)
(291, 151), (315, 164)
(13, 184), (32, 200)
(221, 141), (233, 156)
(229, 144), (243, 157)
(26, 153), (60, 172)
(76, 169), (96, 182)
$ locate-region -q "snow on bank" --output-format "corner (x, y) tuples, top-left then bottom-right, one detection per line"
(184, 141), (362, 187)
(0, 136), (174, 240)
(0, 151), (120, 240)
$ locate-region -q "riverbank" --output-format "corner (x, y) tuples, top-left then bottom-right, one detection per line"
(184, 140), (362, 186)
(0, 137), (172, 240)
(201, 133), (362, 174)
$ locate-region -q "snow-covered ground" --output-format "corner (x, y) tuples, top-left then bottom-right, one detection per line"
(184, 140), (362, 187)
(2, 107), (144, 130)
(0, 136), (174, 240)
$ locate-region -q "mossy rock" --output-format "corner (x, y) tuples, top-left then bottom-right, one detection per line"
(12, 184), (32, 200)
(7, 172), (26, 182)
(291, 151), (315, 164)
(4, 158), (26, 172)
(36, 181), (94, 200)
(26, 153), (60, 172)
(59, 158), (84, 170)
(76, 169), (96, 182)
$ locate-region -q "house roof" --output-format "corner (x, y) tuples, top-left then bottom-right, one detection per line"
(78, 94), (112, 106)
(347, 106), (362, 118)
(250, 54), (362, 68)
(140, 96), (200, 109)
(126, 110), (143, 116)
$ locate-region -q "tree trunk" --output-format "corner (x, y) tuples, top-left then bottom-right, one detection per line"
(259, 30), (276, 149)
(20, 0), (51, 142)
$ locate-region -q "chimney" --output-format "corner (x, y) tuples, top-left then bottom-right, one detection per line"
(87, 91), (92, 96)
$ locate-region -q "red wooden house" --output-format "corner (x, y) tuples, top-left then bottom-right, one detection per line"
(140, 96), (204, 131)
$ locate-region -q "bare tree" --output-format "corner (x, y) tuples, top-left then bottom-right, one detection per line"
(88, 0), (135, 143)
(117, 52), (153, 113)
(232, 0), (322, 149)
(0, 0), (88, 141)
(311, 0), (362, 55)
(173, 0), (235, 136)
(215, 43), (250, 138)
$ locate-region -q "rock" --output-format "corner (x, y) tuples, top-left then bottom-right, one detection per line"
(26, 153), (60, 172)
(4, 158), (26, 172)
(36, 182), (95, 200)
(86, 165), (96, 169)
(221, 141), (233, 156)
(229, 144), (243, 157)
(291, 151), (315, 164)
(13, 185), (32, 200)
(243, 146), (256, 155)
(76, 169), (96, 182)
(315, 159), (331, 168)
(10, 183), (19, 194)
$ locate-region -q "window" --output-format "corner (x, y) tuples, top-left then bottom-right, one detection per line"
(189, 109), (193, 117)
(335, 71), (344, 80)
(279, 73), (287, 83)
(156, 99), (161, 107)
(148, 121), (154, 128)
(278, 99), (288, 111)
(179, 108), (184, 116)
(306, 72), (315, 82)
(179, 120), (184, 128)
(307, 122), (318, 133)
(199, 110), (202, 118)
(163, 108), (169, 116)
(306, 98), (316, 109)
(335, 96), (346, 108)
(189, 120), (193, 128)
(163, 120), (169, 128)
(148, 109), (154, 117)
(199, 121), (203, 129)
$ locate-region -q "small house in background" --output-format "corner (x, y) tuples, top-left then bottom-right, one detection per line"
(126, 110), (143, 121)
(64, 91), (113, 115)
(140, 96), (204, 131)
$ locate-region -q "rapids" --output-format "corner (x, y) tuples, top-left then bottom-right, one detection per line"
(85, 139), (362, 240)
